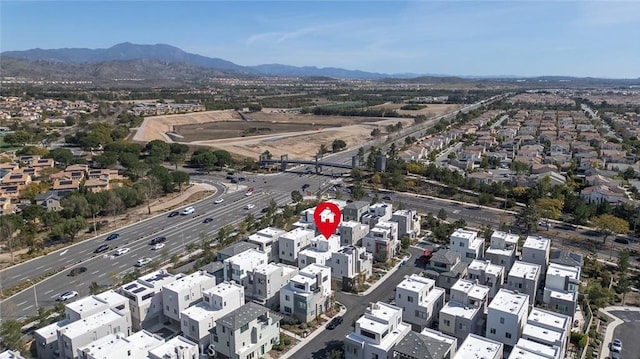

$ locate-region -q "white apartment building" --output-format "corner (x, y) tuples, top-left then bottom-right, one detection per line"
(76, 330), (164, 359)
(522, 308), (571, 357)
(391, 209), (421, 239)
(343, 201), (370, 222)
(393, 328), (457, 359)
(147, 336), (199, 359)
(57, 308), (131, 359)
(280, 263), (332, 323)
(64, 290), (129, 322)
(278, 227), (315, 265)
(180, 281), (245, 348)
(522, 236), (551, 275)
(223, 249), (268, 288)
(507, 261), (541, 305)
(34, 320), (71, 359)
(486, 231), (519, 272)
(486, 289), (530, 347)
(362, 220), (399, 262)
(119, 270), (184, 330)
(344, 302), (411, 359)
(248, 262), (299, 309)
(162, 270), (217, 323)
(298, 234), (341, 268)
(439, 279), (489, 341)
(0, 350), (25, 359)
(211, 302), (282, 359)
(509, 338), (562, 359)
(467, 259), (505, 300)
(542, 263), (580, 317)
(327, 245), (373, 291)
(246, 227), (285, 263)
(449, 229), (484, 263)
(339, 220), (370, 246)
(453, 333), (503, 359)
(361, 203), (393, 227)
(395, 274), (445, 330)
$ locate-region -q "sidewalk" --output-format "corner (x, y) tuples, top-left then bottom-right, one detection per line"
(598, 306), (640, 359)
(271, 303), (347, 359)
(135, 182), (217, 215)
(357, 253), (412, 296)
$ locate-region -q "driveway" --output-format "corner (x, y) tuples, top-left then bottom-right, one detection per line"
(610, 310), (640, 359)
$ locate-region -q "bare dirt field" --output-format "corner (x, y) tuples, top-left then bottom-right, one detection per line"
(366, 103), (463, 117)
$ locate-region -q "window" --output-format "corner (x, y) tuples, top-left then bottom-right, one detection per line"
(443, 319), (451, 326)
(360, 329), (376, 339)
(490, 328), (496, 334)
(500, 317), (504, 324)
(184, 294), (190, 301)
(459, 242), (464, 247)
(285, 295), (290, 301)
(505, 332), (512, 339)
(222, 326), (226, 333)
(284, 306), (292, 314)
(241, 323), (249, 333)
(407, 296), (414, 303)
(214, 336), (218, 342)
(372, 354), (379, 359)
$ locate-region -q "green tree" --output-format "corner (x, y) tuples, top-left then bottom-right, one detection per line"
(4, 130), (32, 146)
(536, 198), (563, 221)
(332, 139), (347, 152)
(171, 171), (190, 192)
(371, 128), (381, 137)
(318, 144), (329, 155)
(591, 214), (629, 244)
(514, 200), (540, 233)
(145, 140), (171, 160)
(89, 281), (102, 295)
(63, 216), (88, 241)
(190, 150), (217, 173)
(45, 148), (74, 167)
(617, 275), (631, 304)
(168, 152), (186, 170)
(291, 190), (303, 203)
(437, 209), (448, 221)
(510, 160), (530, 175)
(351, 182), (365, 201)
(0, 320), (24, 351)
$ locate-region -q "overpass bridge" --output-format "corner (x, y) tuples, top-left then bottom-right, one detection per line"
(258, 153), (361, 173)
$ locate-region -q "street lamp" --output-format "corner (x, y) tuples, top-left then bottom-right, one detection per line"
(27, 279), (38, 315)
(92, 211), (98, 235)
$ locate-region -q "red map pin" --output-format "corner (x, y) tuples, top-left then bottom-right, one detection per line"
(314, 201), (341, 239)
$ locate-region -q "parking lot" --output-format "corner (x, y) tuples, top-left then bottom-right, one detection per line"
(611, 310), (640, 359)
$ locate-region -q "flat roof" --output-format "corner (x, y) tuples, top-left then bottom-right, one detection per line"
(253, 262), (297, 276)
(300, 263), (330, 276)
(93, 290), (127, 305)
(256, 227), (285, 237)
(339, 220), (364, 228)
(279, 227), (314, 240)
(397, 274), (435, 293)
(77, 330), (164, 359)
(547, 263), (579, 280)
(148, 336), (197, 358)
(441, 301), (480, 320)
(488, 289), (529, 315)
(491, 231), (520, 245)
(65, 296), (108, 315)
(509, 338), (560, 359)
(547, 289), (578, 302)
(456, 333), (503, 359)
(451, 228), (477, 239)
(59, 309), (124, 339)
(163, 271), (215, 292)
(509, 261), (541, 280)
(469, 260), (504, 276)
(486, 247), (515, 256)
(523, 236), (551, 250)
(394, 329), (453, 359)
(225, 248), (267, 264)
(205, 281), (244, 297)
(523, 323), (563, 344)
(34, 319), (70, 340)
(528, 307), (570, 332)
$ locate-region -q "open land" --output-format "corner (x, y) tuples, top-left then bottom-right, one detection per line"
(132, 104), (462, 159)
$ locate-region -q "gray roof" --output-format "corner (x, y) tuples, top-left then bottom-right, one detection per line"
(216, 302), (282, 330)
(217, 241), (259, 259)
(344, 201), (369, 210)
(200, 261), (224, 274)
(34, 191), (61, 201)
(393, 331), (453, 359)
(550, 249), (584, 268)
(430, 249), (459, 265)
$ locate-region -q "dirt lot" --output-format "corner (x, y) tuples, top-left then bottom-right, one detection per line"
(366, 103), (463, 117)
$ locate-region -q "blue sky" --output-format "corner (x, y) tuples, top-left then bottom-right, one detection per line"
(1, 1), (639, 78)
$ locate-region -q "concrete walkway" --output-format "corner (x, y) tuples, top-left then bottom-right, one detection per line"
(598, 306), (640, 359)
(135, 182), (217, 215)
(268, 304), (348, 359)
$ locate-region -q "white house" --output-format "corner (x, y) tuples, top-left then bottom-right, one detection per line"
(57, 308), (131, 359)
(76, 330), (164, 359)
(298, 234), (341, 268)
(180, 281), (245, 348)
(467, 259), (505, 300)
(327, 245), (373, 291)
(486, 289), (530, 347)
(211, 302), (282, 359)
(278, 228), (316, 265)
(449, 229), (484, 263)
(247, 262), (299, 309)
(542, 263), (580, 317)
(64, 290), (130, 323)
(223, 249), (268, 288)
(338, 220), (370, 246)
(344, 302), (411, 359)
(34, 320), (71, 359)
(453, 334), (503, 359)
(507, 261), (542, 305)
(509, 338), (562, 359)
(439, 279), (489, 341)
(280, 263), (332, 323)
(161, 270), (217, 323)
(246, 227), (285, 263)
(392, 328), (457, 359)
(521, 236), (551, 275)
(0, 350), (25, 359)
(391, 209), (421, 239)
(362, 220), (399, 262)
(361, 203), (394, 228)
(147, 336), (199, 359)
(394, 274), (445, 330)
(119, 270), (184, 330)
(522, 308), (571, 357)
(486, 231), (519, 272)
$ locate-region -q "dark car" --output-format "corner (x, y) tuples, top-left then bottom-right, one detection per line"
(67, 267), (87, 276)
(614, 237), (631, 245)
(382, 195), (392, 200)
(150, 236), (167, 245)
(105, 233), (120, 241)
(168, 211), (180, 218)
(203, 217), (213, 224)
(302, 183), (310, 189)
(261, 208), (269, 213)
(94, 244), (109, 253)
(326, 316), (343, 330)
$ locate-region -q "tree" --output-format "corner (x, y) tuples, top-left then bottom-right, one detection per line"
(510, 160), (530, 175)
(168, 152), (185, 170)
(63, 216), (88, 241)
(351, 182), (365, 201)
(268, 199), (278, 216)
(261, 150), (273, 160)
(437, 209), (448, 221)
(318, 144), (329, 155)
(45, 148), (74, 167)
(514, 200), (540, 233)
(4, 130), (32, 146)
(591, 214), (629, 243)
(89, 281), (102, 295)
(371, 128), (381, 137)
(145, 140), (171, 160)
(536, 198), (563, 221)
(0, 320), (23, 351)
(618, 249), (630, 273)
(332, 139), (347, 153)
(19, 182), (49, 201)
(617, 275), (631, 304)
(190, 150), (217, 173)
(172, 171), (190, 192)
(291, 190), (303, 203)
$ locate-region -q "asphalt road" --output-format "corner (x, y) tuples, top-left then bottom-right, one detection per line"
(611, 310), (640, 359)
(292, 246), (425, 359)
(0, 187), (292, 321)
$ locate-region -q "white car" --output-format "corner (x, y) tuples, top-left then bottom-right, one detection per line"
(114, 247), (130, 256)
(181, 206), (195, 215)
(245, 204), (255, 210)
(153, 243), (165, 250)
(245, 191), (253, 197)
(214, 198), (224, 204)
(135, 258), (152, 267)
(57, 291), (79, 301)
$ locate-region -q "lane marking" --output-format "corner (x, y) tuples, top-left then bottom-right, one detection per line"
(60, 249), (68, 256)
(17, 300), (28, 306)
(44, 289), (54, 295)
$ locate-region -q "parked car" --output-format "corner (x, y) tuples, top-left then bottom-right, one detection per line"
(105, 233), (120, 241)
(67, 267), (87, 277)
(214, 198), (224, 204)
(203, 217), (213, 224)
(326, 316), (343, 330)
(611, 338), (622, 353)
(115, 247), (130, 256)
(57, 291), (79, 301)
(135, 258), (152, 267)
(94, 244), (109, 253)
(168, 211), (180, 217)
(150, 236), (167, 245)
(153, 243), (165, 250)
